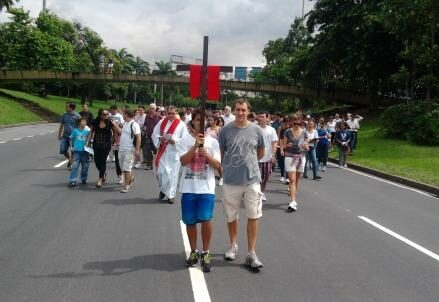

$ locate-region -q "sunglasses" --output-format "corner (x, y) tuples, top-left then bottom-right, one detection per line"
(102, 113), (109, 116)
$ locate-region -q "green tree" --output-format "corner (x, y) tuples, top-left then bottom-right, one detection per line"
(0, 0), (18, 14)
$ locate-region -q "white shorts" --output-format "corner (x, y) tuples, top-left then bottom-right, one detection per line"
(285, 155), (306, 173)
(118, 151), (134, 172)
(222, 183), (263, 223)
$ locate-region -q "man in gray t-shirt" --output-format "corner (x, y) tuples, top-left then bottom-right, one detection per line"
(218, 99), (265, 270)
(219, 121), (265, 185)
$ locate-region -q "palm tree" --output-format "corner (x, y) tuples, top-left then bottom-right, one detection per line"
(0, 0), (18, 13)
(118, 48), (135, 74)
(152, 60), (176, 105)
(133, 57), (150, 76)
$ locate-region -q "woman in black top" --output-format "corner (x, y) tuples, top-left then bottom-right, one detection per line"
(89, 109), (118, 187)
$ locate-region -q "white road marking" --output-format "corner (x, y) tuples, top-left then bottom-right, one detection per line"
(54, 160), (69, 168)
(328, 163), (434, 198)
(12, 138), (22, 141)
(179, 220), (211, 302)
(26, 135), (34, 138)
(359, 216), (439, 262)
(39, 133), (47, 136)
(0, 141), (7, 144)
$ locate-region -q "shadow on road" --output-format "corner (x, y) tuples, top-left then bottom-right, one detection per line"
(27, 253), (187, 279)
(101, 198), (165, 206)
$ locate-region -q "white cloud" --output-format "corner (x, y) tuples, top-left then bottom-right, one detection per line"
(1, 0), (316, 66)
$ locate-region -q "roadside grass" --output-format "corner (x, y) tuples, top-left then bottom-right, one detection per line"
(0, 88), (136, 116)
(0, 97), (43, 125)
(330, 120), (439, 187)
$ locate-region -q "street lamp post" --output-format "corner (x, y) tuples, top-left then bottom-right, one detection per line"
(43, 0), (46, 12)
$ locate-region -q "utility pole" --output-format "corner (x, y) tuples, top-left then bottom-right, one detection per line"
(302, 0), (305, 19)
(43, 0), (47, 12)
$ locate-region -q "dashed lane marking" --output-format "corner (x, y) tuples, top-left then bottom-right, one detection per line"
(54, 160), (69, 168)
(359, 216), (439, 262)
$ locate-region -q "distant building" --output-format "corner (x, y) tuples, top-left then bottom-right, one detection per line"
(234, 67), (248, 81)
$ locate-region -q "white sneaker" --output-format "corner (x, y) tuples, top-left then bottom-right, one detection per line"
(280, 177), (285, 182)
(262, 193), (267, 201)
(322, 165), (326, 172)
(288, 200), (298, 211)
(218, 178), (223, 186)
(116, 175), (124, 185)
(106, 156), (110, 162)
(134, 163), (141, 169)
(344, 164), (348, 168)
(286, 178), (290, 184)
(224, 244), (238, 261)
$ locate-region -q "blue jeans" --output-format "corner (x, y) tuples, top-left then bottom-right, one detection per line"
(303, 147), (318, 178)
(69, 151), (89, 183)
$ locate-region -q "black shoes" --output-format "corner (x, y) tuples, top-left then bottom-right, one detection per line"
(313, 176), (322, 180)
(186, 250), (199, 267)
(159, 191), (165, 200)
(200, 252), (212, 273)
(168, 198), (175, 204)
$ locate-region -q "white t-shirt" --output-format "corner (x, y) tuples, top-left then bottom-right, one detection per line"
(223, 114), (235, 125)
(327, 121), (336, 132)
(179, 134), (221, 194)
(305, 129), (319, 147)
(119, 120), (141, 152)
(259, 125), (278, 163)
(109, 112), (124, 126)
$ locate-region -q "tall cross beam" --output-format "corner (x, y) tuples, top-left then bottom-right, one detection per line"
(176, 36), (233, 133)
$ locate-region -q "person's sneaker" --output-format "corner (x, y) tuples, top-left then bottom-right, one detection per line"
(313, 175), (322, 180)
(200, 252), (213, 273)
(322, 165), (326, 172)
(344, 164), (348, 168)
(145, 165), (152, 170)
(287, 200), (297, 212)
(68, 182), (76, 188)
(262, 193), (267, 201)
(303, 174), (308, 179)
(245, 253), (263, 269)
(185, 250), (200, 267)
(286, 178), (290, 184)
(116, 175), (124, 185)
(224, 244), (238, 261)
(120, 186), (130, 193)
(81, 180), (87, 185)
(168, 198), (175, 204)
(134, 163), (141, 169)
(159, 191), (166, 200)
(280, 177), (285, 182)
(218, 178), (223, 187)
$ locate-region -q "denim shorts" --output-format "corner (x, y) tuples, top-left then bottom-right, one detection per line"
(59, 137), (70, 156)
(181, 193), (215, 225)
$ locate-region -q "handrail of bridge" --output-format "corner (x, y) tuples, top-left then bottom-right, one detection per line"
(0, 70), (395, 106)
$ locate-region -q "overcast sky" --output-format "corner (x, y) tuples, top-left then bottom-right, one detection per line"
(1, 0), (315, 67)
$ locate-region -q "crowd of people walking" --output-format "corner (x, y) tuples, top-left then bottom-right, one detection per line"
(58, 99), (363, 273)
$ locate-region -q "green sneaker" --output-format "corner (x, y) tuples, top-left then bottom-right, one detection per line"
(201, 252), (213, 273)
(185, 250), (199, 267)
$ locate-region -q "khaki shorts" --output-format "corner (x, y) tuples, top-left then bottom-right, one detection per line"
(285, 155), (306, 173)
(222, 183), (263, 223)
(118, 150), (134, 172)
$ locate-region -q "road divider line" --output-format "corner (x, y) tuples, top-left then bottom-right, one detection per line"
(12, 138), (22, 141)
(26, 135), (34, 138)
(328, 163), (433, 198)
(179, 220), (211, 302)
(0, 141), (7, 144)
(54, 160), (69, 168)
(358, 216), (439, 262)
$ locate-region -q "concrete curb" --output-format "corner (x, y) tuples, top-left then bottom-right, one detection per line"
(0, 121), (49, 129)
(328, 157), (439, 198)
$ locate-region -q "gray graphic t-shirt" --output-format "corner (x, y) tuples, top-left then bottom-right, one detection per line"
(219, 122), (265, 185)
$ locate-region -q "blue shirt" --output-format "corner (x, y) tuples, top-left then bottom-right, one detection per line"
(61, 111), (81, 138)
(336, 130), (351, 143)
(69, 128), (90, 152)
(317, 128), (330, 145)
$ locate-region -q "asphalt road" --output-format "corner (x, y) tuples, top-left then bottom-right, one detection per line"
(0, 124), (438, 302)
